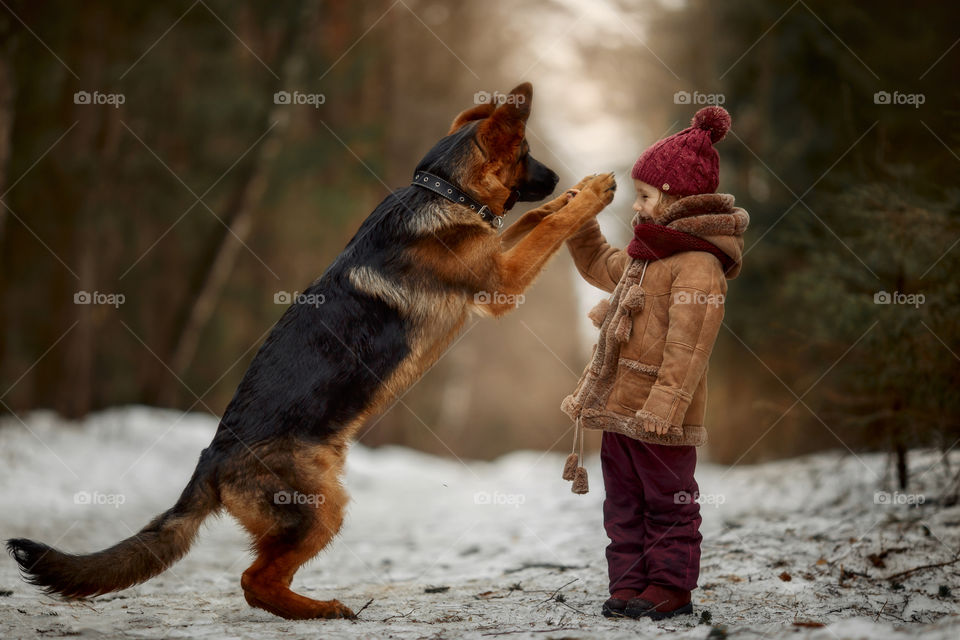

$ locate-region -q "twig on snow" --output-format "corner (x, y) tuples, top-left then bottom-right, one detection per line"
(555, 599), (591, 617)
(886, 555), (960, 581)
(382, 608), (415, 622)
(537, 578), (578, 605)
(67, 599), (100, 612)
(481, 627), (581, 636)
(353, 598), (374, 618)
(504, 562), (584, 574)
(874, 598), (887, 622)
(535, 578), (591, 616)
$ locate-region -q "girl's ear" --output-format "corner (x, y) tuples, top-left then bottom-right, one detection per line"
(651, 191), (676, 221)
(655, 193), (680, 220)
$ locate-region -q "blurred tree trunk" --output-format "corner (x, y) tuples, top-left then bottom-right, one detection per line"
(0, 30), (15, 407)
(157, 2), (316, 406)
(57, 5), (122, 418)
(0, 25), (14, 242)
(56, 28), (97, 419)
(895, 442), (908, 490)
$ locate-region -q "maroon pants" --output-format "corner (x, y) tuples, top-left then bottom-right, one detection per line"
(601, 431), (702, 594)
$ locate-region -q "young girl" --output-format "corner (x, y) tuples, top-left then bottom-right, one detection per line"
(559, 106), (748, 620)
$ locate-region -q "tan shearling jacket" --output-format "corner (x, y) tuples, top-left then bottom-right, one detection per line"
(560, 193), (748, 447)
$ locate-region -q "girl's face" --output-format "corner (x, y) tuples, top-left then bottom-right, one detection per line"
(632, 179), (665, 220)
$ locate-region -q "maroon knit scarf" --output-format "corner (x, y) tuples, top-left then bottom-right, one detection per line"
(627, 223), (736, 273)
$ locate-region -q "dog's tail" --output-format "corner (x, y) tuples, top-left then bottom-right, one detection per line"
(6, 449), (220, 599)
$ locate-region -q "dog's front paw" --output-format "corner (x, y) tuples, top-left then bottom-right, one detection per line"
(535, 188), (581, 216)
(584, 172), (617, 205)
(568, 172), (616, 217)
(571, 174), (596, 192)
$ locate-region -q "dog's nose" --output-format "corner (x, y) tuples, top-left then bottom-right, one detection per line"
(548, 170), (559, 187)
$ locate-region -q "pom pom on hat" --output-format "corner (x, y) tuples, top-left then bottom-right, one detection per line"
(692, 106), (731, 143)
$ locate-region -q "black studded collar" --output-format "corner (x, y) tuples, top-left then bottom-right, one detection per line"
(412, 171), (504, 229)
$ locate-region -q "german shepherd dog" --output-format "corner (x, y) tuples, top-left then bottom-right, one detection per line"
(7, 83), (616, 620)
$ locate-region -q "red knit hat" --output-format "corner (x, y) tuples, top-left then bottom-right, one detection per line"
(631, 106), (731, 196)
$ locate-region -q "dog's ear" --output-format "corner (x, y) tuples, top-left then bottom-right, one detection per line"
(477, 83), (532, 152)
(448, 103), (497, 134)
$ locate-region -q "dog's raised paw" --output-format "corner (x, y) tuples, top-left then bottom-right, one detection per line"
(572, 174), (596, 191)
(584, 172), (617, 206)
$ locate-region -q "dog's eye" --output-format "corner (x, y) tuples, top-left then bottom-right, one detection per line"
(517, 142), (529, 165)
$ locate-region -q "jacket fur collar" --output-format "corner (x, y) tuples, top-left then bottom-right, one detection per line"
(633, 193), (749, 278)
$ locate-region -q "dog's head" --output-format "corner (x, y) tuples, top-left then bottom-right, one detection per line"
(415, 83), (559, 213)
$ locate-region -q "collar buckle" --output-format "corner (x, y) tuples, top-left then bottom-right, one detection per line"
(477, 204), (503, 229)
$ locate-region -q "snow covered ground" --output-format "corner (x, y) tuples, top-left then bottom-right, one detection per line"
(1, 407), (958, 639)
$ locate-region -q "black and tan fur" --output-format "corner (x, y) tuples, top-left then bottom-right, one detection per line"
(7, 83), (616, 620)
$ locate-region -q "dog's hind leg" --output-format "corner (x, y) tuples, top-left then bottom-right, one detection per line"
(226, 449), (353, 620)
(240, 527), (354, 620)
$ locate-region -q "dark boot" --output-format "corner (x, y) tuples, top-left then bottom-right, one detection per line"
(624, 584), (693, 620)
(601, 588), (642, 618)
